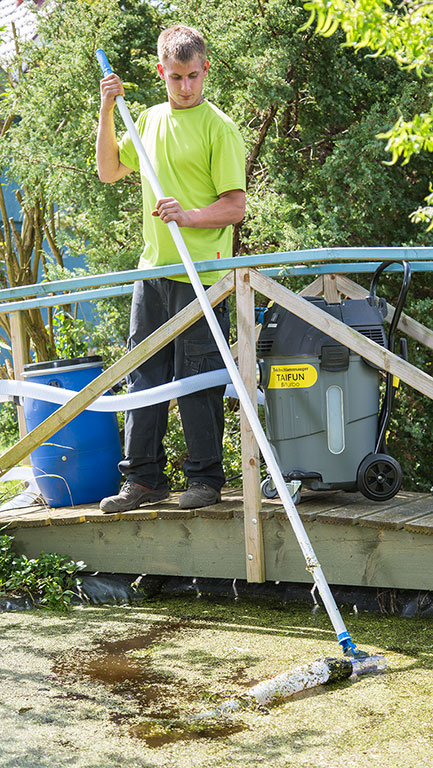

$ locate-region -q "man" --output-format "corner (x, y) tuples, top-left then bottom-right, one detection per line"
(96, 25), (246, 512)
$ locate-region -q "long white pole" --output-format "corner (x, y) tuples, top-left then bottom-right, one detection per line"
(96, 50), (356, 653)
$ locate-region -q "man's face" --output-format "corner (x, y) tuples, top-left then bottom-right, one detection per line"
(157, 55), (209, 109)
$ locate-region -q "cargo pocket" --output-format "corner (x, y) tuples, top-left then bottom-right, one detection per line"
(183, 339), (222, 377)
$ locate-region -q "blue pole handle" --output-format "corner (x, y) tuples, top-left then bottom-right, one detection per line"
(95, 48), (113, 77)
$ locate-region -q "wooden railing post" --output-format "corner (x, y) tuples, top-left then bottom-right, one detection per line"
(235, 267), (265, 583)
(323, 273), (340, 303)
(9, 311), (29, 441)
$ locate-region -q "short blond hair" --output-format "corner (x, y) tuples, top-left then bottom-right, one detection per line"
(157, 25), (207, 66)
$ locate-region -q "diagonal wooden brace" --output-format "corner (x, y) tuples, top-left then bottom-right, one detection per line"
(0, 272), (235, 477)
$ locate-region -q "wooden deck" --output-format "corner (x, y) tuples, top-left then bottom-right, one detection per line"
(2, 487), (433, 591)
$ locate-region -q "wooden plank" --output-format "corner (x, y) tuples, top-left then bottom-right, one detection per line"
(0, 504), (42, 522)
(335, 274), (433, 352)
(274, 491), (346, 522)
(404, 513), (433, 534)
(263, 520), (433, 590)
(8, 517), (248, 578)
(249, 269), (433, 401)
(359, 495), (433, 529)
(50, 513), (87, 526)
(13, 514), (51, 528)
(316, 490), (419, 525)
(4, 487), (433, 591)
(234, 505), (275, 521)
(299, 275), (324, 297)
(236, 267), (265, 583)
(323, 274), (340, 302)
(118, 510), (158, 521)
(230, 323), (261, 362)
(85, 511), (121, 523)
(8, 513), (433, 590)
(157, 508), (196, 520)
(0, 272), (235, 478)
(229, 492), (277, 519)
(196, 506), (234, 519)
(0, 520), (17, 530)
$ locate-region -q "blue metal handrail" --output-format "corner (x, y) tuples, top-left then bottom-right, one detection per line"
(1, 247), (433, 314)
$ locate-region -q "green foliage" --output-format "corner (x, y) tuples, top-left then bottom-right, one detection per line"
(301, 0), (433, 74)
(378, 111), (433, 166)
(4, 0), (433, 287)
(0, 534), (86, 611)
(0, 533), (15, 581)
(294, 0), (433, 488)
(51, 307), (89, 360)
(0, 402), (19, 450)
(222, 402), (243, 484)
(411, 188), (433, 232)
(164, 408), (188, 489)
(0, 0), (163, 358)
(300, 0), (433, 225)
(173, 0), (433, 252)
(0, 480), (26, 507)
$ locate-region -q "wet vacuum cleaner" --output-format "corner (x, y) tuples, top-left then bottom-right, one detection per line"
(257, 260), (411, 503)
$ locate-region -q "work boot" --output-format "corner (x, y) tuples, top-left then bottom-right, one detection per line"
(178, 482), (221, 510)
(100, 479), (169, 513)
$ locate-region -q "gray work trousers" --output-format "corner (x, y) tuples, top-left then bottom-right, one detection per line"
(119, 278), (230, 491)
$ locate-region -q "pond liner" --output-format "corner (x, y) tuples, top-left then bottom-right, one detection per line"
(1, 572), (433, 616)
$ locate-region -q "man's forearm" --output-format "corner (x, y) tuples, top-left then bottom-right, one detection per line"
(186, 193), (245, 228)
(96, 107), (129, 183)
(153, 190), (245, 228)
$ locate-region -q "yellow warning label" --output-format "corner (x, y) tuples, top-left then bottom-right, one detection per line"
(268, 364), (318, 389)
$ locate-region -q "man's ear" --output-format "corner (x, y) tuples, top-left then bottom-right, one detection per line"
(203, 60), (210, 76)
(157, 63), (165, 80)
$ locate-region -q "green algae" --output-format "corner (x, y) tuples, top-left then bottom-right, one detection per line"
(1, 595), (433, 767)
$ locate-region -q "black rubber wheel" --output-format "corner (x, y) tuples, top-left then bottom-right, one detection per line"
(261, 478), (278, 499)
(356, 453), (402, 502)
(291, 490), (301, 506)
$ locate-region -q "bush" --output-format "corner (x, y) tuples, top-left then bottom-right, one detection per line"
(0, 535), (86, 612)
(0, 402), (19, 450)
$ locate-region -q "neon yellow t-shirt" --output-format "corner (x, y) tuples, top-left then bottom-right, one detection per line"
(118, 100), (246, 285)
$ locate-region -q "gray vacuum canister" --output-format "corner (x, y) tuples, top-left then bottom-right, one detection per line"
(257, 297), (387, 491)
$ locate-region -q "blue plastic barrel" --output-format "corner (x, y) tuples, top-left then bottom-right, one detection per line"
(23, 356), (122, 508)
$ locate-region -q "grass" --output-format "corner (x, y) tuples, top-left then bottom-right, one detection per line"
(1, 594), (432, 767)
(0, 480), (26, 505)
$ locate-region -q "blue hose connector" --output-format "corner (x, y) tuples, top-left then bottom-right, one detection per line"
(96, 48), (113, 77)
(337, 631), (358, 655)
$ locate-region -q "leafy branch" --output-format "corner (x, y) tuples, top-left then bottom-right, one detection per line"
(0, 534), (86, 612)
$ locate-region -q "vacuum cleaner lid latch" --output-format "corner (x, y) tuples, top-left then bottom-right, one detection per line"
(320, 345), (350, 372)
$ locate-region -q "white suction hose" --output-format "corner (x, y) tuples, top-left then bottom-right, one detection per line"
(1, 369), (227, 410)
(96, 50), (356, 653)
(0, 371), (263, 410)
